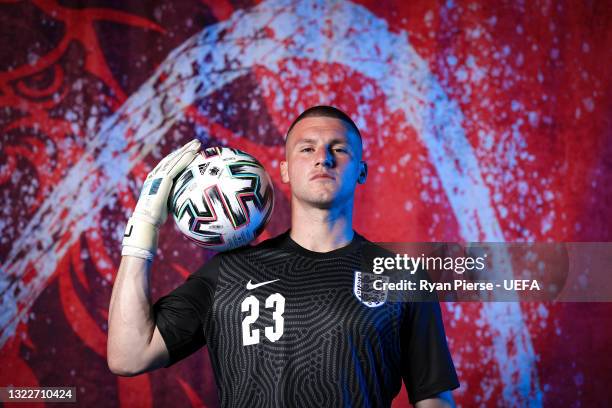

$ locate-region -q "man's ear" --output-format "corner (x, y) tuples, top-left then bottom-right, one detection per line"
(357, 161), (367, 184)
(280, 160), (290, 184)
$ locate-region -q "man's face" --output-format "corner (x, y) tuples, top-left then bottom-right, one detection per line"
(280, 116), (366, 209)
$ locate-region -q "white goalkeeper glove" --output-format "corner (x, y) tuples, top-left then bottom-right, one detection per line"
(122, 139), (201, 260)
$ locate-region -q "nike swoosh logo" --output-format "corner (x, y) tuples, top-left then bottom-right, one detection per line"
(246, 279), (279, 290)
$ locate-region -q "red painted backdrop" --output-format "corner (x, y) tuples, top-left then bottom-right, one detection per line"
(1, 0), (611, 406)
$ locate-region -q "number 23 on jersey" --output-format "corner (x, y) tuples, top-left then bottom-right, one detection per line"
(241, 293), (285, 346)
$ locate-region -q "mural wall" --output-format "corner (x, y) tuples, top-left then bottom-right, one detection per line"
(1, 0), (611, 406)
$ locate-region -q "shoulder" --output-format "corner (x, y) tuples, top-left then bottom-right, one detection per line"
(355, 232), (395, 258)
(194, 231), (292, 272)
(224, 231), (292, 257)
(353, 231), (383, 249)
(250, 231), (292, 251)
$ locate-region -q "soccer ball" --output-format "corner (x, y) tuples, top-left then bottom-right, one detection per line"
(169, 146), (274, 251)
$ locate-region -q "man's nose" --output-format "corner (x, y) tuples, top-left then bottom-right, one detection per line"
(315, 147), (334, 167)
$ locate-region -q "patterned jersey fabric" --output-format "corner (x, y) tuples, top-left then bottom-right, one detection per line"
(154, 231), (459, 407)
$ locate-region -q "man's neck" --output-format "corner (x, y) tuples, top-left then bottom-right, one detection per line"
(289, 200), (354, 252)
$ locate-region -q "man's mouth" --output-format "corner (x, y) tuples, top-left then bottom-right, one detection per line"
(310, 173), (335, 180)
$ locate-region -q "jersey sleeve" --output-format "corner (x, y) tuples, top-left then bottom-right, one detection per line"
(153, 254), (221, 367)
(400, 299), (460, 404)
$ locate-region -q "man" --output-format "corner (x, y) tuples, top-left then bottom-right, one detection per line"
(108, 106), (459, 407)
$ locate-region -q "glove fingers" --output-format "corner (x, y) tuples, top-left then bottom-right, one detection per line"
(171, 139), (200, 162)
(146, 139), (200, 198)
(148, 139), (201, 178)
(164, 139), (199, 172)
(149, 142), (199, 219)
(160, 139), (200, 171)
(167, 148), (199, 178)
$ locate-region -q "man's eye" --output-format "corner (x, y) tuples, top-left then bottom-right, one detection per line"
(334, 148), (348, 153)
(301, 147), (314, 152)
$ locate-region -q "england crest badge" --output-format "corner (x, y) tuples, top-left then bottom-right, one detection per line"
(353, 271), (389, 308)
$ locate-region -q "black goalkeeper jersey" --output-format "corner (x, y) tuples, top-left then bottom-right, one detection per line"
(154, 231), (459, 407)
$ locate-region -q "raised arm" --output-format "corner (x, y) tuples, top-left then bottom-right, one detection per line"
(107, 256), (169, 376)
(107, 139), (200, 376)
